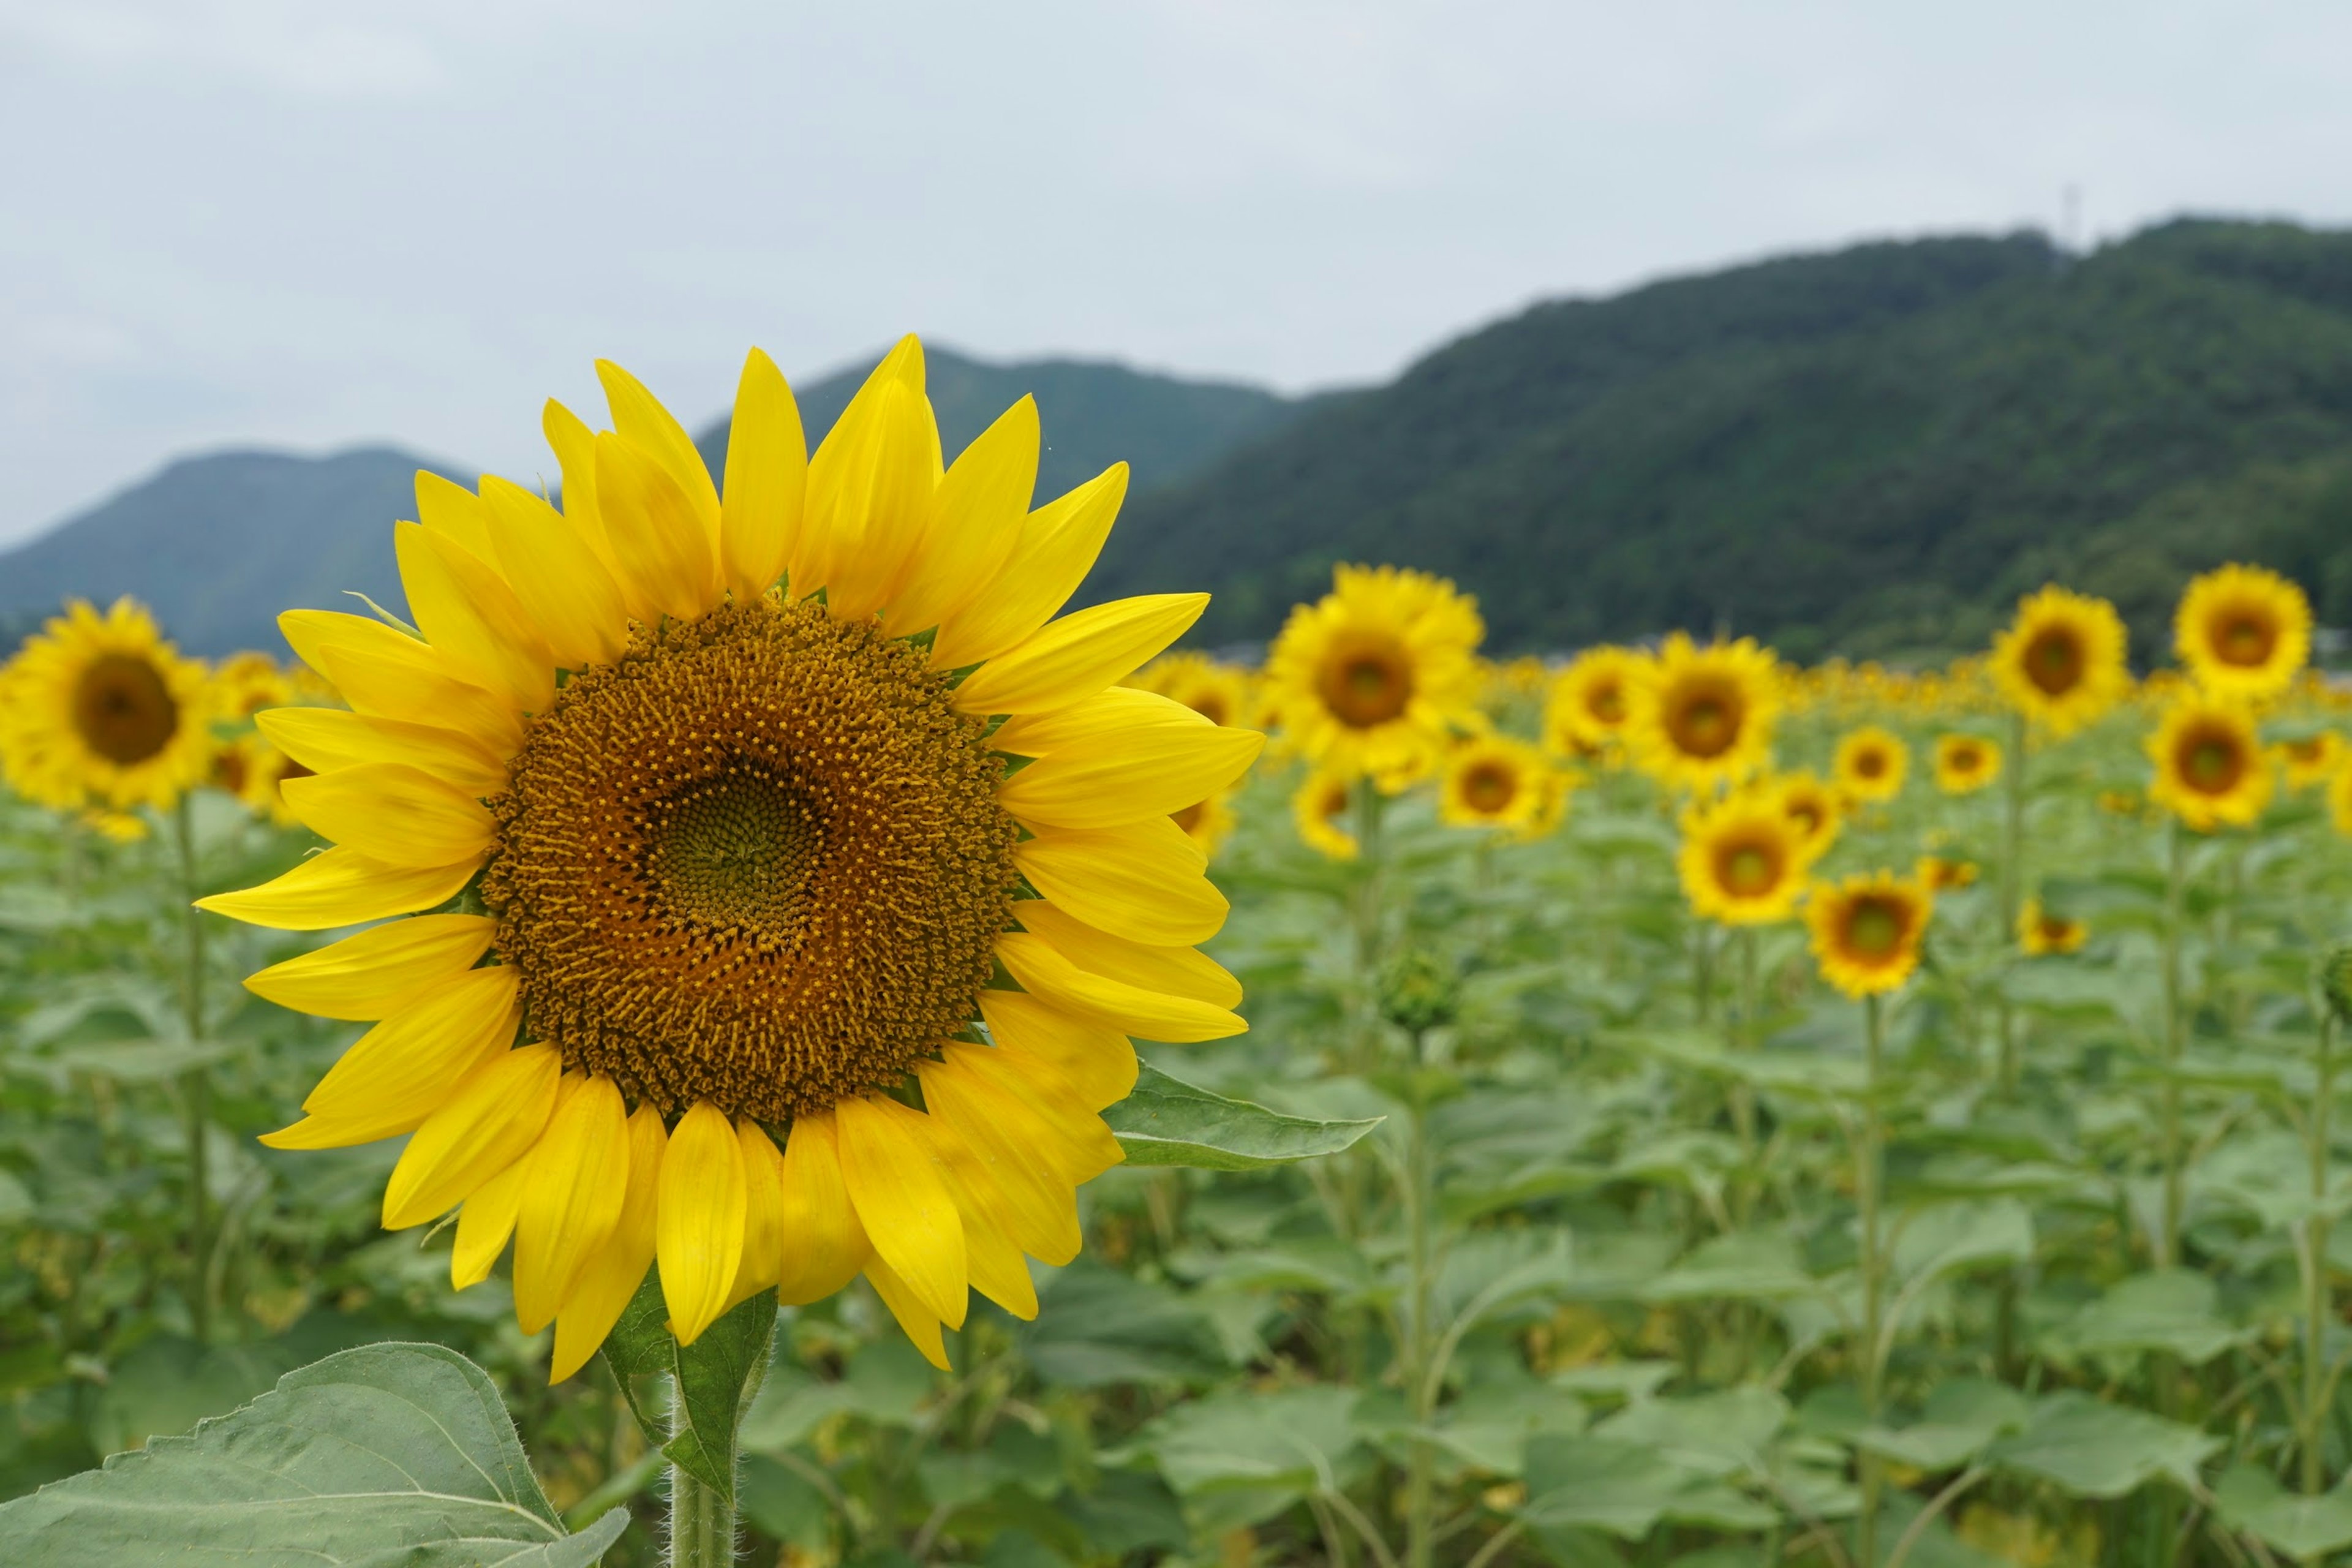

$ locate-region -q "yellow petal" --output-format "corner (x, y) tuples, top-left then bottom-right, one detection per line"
(935, 1039), (1123, 1189)
(543, 398), (624, 577)
(991, 686), (1208, 758)
(774, 1110), (874, 1305)
(805, 379), (939, 622)
(864, 1253), (950, 1371)
(551, 1103), (666, 1382)
(595, 431), (719, 622)
(597, 359), (723, 539)
(998, 723), (1264, 830)
(929, 464), (1127, 671)
(884, 395), (1037, 638)
(452, 1157), (529, 1289)
(394, 520), (555, 714)
(1012, 899), (1240, 1006)
(977, 989), (1137, 1112)
(382, 1044), (562, 1229)
(725, 1118), (787, 1311)
(279, 610), (522, 754)
(657, 1101), (747, 1346)
(718, 348), (807, 600)
(196, 845), (479, 932)
(997, 932), (1246, 1044)
(282, 763), (496, 869)
(834, 1095), (966, 1328)
(243, 913), (494, 1021)
(923, 1117), (1039, 1319)
(481, 475), (631, 669)
(255, 707), (510, 799)
(916, 1052), (1081, 1265)
(295, 966), (519, 1137)
(954, 594), (1207, 717)
(415, 470), (497, 560)
(513, 1074), (632, 1334)
(1013, 821), (1229, 947)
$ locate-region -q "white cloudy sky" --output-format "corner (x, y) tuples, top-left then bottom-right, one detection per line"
(3, 0), (2349, 546)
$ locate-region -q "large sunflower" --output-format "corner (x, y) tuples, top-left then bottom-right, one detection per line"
(1676, 788), (1816, 925)
(1625, 633), (1779, 793)
(1932, 732), (2000, 795)
(1988, 586), (2130, 737)
(2146, 694), (2270, 832)
(199, 341), (1262, 1376)
(1266, 565), (1483, 791)
(1544, 645), (1651, 756)
(1833, 726), (1907, 804)
(1437, 734), (1552, 835)
(0, 597), (215, 812)
(1806, 870), (1933, 998)
(2174, 562), (2310, 703)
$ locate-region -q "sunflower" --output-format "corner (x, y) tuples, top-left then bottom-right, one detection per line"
(213, 650), (294, 719)
(2275, 730), (2342, 792)
(1833, 726), (1907, 804)
(1624, 634), (1779, 793)
(1772, 771), (1842, 860)
(1806, 870), (1933, 998)
(1133, 651), (1251, 730)
(198, 341), (1262, 1376)
(2174, 562), (2310, 703)
(1544, 645), (1651, 757)
(0, 597), (216, 812)
(2018, 897), (2087, 956)
(1677, 789), (1817, 925)
(1932, 733), (2001, 795)
(1917, 854), (1979, 891)
(1171, 788), (1238, 858)
(79, 807), (149, 843)
(1293, 769), (1360, 861)
(1438, 734), (1551, 834)
(1988, 586), (2131, 737)
(2097, 788), (2146, 818)
(2146, 694), (2271, 832)
(1267, 565), (1483, 791)
(216, 733), (313, 826)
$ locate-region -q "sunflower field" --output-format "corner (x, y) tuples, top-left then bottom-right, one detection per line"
(6, 349), (2352, 1568)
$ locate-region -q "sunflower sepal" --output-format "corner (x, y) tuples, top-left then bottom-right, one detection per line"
(1102, 1062), (1382, 1170)
(599, 1269), (777, 1498)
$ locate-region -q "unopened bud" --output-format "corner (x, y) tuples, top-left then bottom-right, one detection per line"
(1379, 948), (1460, 1035)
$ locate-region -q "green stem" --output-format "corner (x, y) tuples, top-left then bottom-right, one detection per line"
(173, 797), (211, 1344)
(1858, 993), (1887, 1568)
(2160, 819), (2186, 1271)
(1996, 710), (2026, 1095)
(1731, 926), (1760, 1171)
(667, 1463), (734, 1568)
(2307, 1011), (2337, 1495)
(1404, 1075), (1436, 1568)
(1350, 779), (1388, 1072)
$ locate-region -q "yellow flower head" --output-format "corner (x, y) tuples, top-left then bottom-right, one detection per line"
(1438, 734), (1553, 834)
(1770, 770), (1842, 860)
(1917, 854), (1979, 891)
(2174, 562), (2310, 703)
(1932, 732), (2002, 795)
(1989, 586), (2131, 737)
(213, 650), (294, 720)
(1293, 769), (1360, 861)
(1833, 726), (1907, 804)
(2146, 694), (2271, 832)
(0, 597), (216, 812)
(1626, 633), (1779, 792)
(1133, 650), (1251, 730)
(2274, 730), (2342, 793)
(1545, 645), (1652, 755)
(1677, 788), (1816, 925)
(2018, 897), (2087, 956)
(2097, 788), (2145, 818)
(1806, 870), (1933, 998)
(78, 807), (149, 843)
(195, 340), (1264, 1377)
(213, 733), (313, 827)
(1171, 789), (1237, 859)
(1266, 564), (1484, 791)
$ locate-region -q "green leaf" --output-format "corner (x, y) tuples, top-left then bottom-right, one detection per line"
(1521, 1434), (1776, 1541)
(599, 1270), (676, 1447)
(1591, 1387), (1789, 1479)
(0, 1341), (628, 1565)
(1983, 1391), (2221, 1498)
(2049, 1268), (2250, 1367)
(1129, 1385), (1361, 1498)
(665, 1291), (779, 1501)
(1102, 1064), (1380, 1170)
(1020, 1262), (1228, 1386)
(1856, 1379), (2032, 1471)
(1643, 1232), (1819, 1302)
(2212, 1464), (2352, 1558)
(740, 1453), (832, 1550)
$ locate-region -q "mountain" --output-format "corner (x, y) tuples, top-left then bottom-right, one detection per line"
(0, 348), (1306, 657)
(1082, 219), (2352, 663)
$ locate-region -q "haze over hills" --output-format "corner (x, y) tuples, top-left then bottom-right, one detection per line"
(0, 349), (1308, 657)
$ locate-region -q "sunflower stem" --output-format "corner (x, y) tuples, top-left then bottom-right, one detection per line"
(172, 796), (212, 1344)
(2158, 817), (2186, 1270)
(1995, 709), (2026, 1095)
(1856, 992), (1887, 1568)
(2304, 1009), (2337, 1495)
(1402, 1069), (1436, 1568)
(666, 1460), (736, 1568)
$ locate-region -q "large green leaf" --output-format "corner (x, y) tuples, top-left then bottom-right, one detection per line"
(1983, 1392), (2220, 1498)
(1020, 1261), (1228, 1386)
(598, 1275), (777, 1501)
(1127, 1385), (1362, 1498)
(1103, 1063), (1380, 1170)
(2048, 1268), (2250, 1367)
(0, 1341), (628, 1566)
(2212, 1464), (2352, 1559)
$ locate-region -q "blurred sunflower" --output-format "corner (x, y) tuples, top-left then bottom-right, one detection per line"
(1834, 726), (1907, 804)
(1171, 788), (1238, 858)
(2018, 897), (2087, 956)
(1989, 586), (2130, 737)
(1932, 733), (2001, 795)
(1133, 651), (1250, 729)
(214, 734), (312, 827)
(2146, 694), (2270, 832)
(1292, 769), (1360, 861)
(1544, 645), (1650, 755)
(2174, 562), (2310, 703)
(202, 340), (1262, 1376)
(2329, 763), (2352, 837)
(213, 650), (293, 720)
(1806, 870), (1932, 998)
(1626, 633), (1779, 793)
(1677, 789), (1816, 925)
(2275, 730), (2342, 792)
(1266, 565), (1483, 791)
(1917, 854), (1978, 892)
(1772, 771), (1843, 860)
(1438, 734), (1551, 835)
(0, 597), (215, 812)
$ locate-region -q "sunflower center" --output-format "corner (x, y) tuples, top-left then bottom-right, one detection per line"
(2184, 733), (2244, 793)
(1590, 681), (1625, 724)
(1720, 842), (1778, 897)
(484, 597), (1017, 1121)
(2215, 612), (2275, 666)
(2291, 737), (2325, 763)
(1789, 802), (1822, 834)
(1669, 688), (1740, 758)
(2041, 916), (2071, 942)
(72, 654), (179, 766)
(1847, 899), (1903, 956)
(2024, 629), (2082, 696)
(1855, 749), (1885, 779)
(1951, 745), (1979, 772)
(1188, 692), (1232, 726)
(1463, 763), (1518, 814)
(1321, 638), (1414, 729)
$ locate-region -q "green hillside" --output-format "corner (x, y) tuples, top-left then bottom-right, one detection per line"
(1086, 219), (2352, 663)
(0, 348), (1298, 657)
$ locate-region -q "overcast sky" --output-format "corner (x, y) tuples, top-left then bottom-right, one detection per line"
(4, 0), (2350, 548)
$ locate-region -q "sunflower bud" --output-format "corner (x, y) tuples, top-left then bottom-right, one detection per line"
(1379, 948), (1460, 1036)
